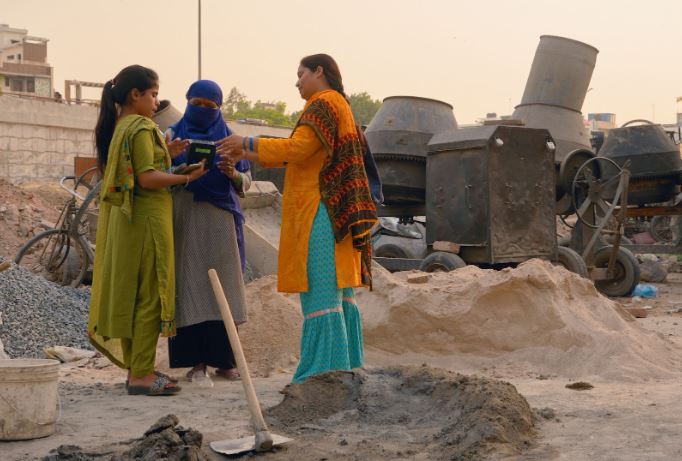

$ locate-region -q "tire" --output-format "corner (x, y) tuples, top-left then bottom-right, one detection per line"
(650, 215), (675, 244)
(374, 243), (409, 259)
(593, 246), (640, 297)
(14, 229), (88, 287)
(555, 246), (588, 278)
(419, 251), (466, 273)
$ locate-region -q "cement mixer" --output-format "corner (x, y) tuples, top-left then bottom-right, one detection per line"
(152, 100), (183, 132)
(369, 35), (642, 297)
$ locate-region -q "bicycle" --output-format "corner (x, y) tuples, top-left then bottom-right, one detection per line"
(14, 166), (101, 287)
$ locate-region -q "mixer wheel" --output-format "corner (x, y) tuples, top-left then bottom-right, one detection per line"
(593, 246), (640, 297)
(419, 251), (466, 273)
(554, 246), (588, 278)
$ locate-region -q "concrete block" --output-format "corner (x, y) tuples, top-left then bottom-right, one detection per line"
(8, 164), (37, 178)
(5, 151), (34, 164)
(63, 139), (76, 154)
(18, 137), (33, 151)
(55, 139), (65, 154)
(7, 124), (23, 138)
(54, 153), (75, 167)
(34, 164), (59, 179)
(77, 140), (95, 156)
(77, 129), (94, 142)
(24, 125), (48, 139)
(0, 134), (8, 151)
(240, 181), (281, 209)
(32, 138), (47, 152)
(47, 127), (60, 140)
(243, 223), (278, 277)
(0, 164), (8, 178)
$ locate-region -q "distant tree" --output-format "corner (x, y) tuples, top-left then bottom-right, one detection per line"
(222, 87), (296, 127)
(223, 87), (248, 119)
(289, 110), (301, 125)
(348, 92), (382, 126)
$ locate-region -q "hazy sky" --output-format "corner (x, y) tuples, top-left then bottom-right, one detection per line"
(3, 0), (682, 124)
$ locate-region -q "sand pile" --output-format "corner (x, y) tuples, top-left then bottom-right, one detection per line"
(239, 275), (302, 376)
(268, 366), (535, 460)
(0, 178), (64, 261)
(356, 259), (681, 380)
(213, 258), (681, 381)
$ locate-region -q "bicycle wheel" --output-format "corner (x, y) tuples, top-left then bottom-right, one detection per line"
(14, 229), (88, 287)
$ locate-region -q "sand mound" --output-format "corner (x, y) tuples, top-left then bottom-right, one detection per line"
(175, 258), (680, 381)
(239, 276), (302, 376)
(357, 259), (681, 380)
(268, 366), (535, 460)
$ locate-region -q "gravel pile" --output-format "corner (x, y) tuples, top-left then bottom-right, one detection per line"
(0, 263), (92, 358)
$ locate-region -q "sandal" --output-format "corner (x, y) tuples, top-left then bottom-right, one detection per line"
(125, 371), (178, 389)
(214, 368), (241, 380)
(127, 374), (181, 396)
(154, 371), (179, 383)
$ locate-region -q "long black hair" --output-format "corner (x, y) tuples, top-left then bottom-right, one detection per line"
(94, 65), (158, 172)
(300, 54), (346, 99)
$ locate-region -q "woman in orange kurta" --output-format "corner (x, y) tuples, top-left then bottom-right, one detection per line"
(218, 54), (377, 383)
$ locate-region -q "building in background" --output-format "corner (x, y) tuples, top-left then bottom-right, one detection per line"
(587, 113), (617, 131)
(0, 24), (52, 98)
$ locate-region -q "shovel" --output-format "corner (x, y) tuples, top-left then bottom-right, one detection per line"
(207, 268), (293, 455)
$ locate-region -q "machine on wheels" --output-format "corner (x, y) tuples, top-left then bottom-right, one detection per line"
(369, 34), (643, 297)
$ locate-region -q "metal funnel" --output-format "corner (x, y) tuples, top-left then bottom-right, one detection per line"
(512, 35), (599, 163)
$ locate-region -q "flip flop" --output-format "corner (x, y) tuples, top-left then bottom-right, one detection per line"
(127, 374), (181, 396)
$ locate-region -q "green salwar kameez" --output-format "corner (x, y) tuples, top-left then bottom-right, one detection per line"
(88, 115), (176, 377)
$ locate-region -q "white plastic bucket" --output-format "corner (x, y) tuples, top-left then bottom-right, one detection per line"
(0, 359), (60, 440)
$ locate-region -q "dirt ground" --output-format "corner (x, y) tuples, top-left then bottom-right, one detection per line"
(2, 273), (682, 460)
(4, 180), (682, 460)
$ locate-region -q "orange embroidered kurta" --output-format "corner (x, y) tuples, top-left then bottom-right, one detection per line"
(259, 93), (362, 293)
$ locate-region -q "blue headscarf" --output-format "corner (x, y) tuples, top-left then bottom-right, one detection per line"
(169, 80), (250, 270)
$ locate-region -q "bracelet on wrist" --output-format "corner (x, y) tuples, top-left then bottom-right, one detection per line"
(242, 137), (247, 151)
(184, 175), (190, 186)
(249, 136), (254, 152)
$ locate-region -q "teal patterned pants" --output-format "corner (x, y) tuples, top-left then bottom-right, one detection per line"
(292, 203), (364, 384)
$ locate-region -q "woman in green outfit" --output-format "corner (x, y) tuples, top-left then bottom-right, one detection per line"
(89, 65), (206, 396)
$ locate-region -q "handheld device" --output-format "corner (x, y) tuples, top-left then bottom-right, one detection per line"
(187, 139), (216, 168)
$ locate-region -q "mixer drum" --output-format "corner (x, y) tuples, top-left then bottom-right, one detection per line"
(598, 123), (682, 205)
(365, 96), (457, 205)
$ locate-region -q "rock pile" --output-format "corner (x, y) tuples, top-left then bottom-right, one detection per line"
(0, 263), (91, 358)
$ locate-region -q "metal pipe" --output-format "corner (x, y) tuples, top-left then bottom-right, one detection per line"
(198, 0), (202, 80)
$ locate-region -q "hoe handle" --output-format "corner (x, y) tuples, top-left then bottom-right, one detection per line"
(208, 268), (273, 452)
